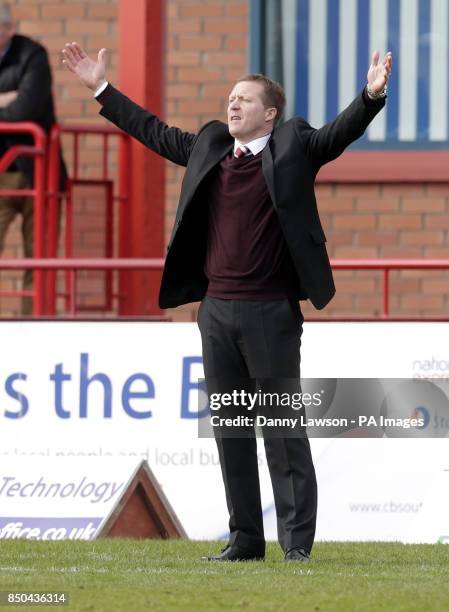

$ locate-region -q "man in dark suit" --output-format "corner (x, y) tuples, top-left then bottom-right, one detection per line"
(0, 2), (66, 314)
(63, 41), (392, 562)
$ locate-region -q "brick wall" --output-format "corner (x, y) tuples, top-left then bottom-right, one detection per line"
(1, 0), (448, 319)
(165, 0), (248, 244)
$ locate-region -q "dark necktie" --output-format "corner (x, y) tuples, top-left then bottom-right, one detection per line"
(234, 145), (249, 158)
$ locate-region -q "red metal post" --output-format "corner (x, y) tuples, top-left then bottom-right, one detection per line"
(118, 135), (131, 312)
(64, 178), (74, 312)
(105, 181), (114, 309)
(118, 0), (165, 315)
(33, 136), (46, 315)
(45, 123), (63, 315)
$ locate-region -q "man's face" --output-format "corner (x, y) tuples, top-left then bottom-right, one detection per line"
(0, 22), (14, 53)
(227, 80), (276, 142)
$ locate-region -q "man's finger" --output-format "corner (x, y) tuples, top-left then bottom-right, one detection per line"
(371, 50), (380, 66)
(73, 42), (87, 59)
(62, 59), (76, 74)
(63, 43), (77, 64)
(61, 49), (76, 69)
(383, 51), (392, 67)
(98, 48), (107, 65)
(70, 41), (83, 62)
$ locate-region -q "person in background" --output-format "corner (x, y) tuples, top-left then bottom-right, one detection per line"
(0, 2), (66, 314)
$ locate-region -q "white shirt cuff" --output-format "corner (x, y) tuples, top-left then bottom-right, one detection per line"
(94, 81), (109, 98)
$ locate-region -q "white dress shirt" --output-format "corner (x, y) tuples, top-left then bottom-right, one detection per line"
(233, 133), (271, 156)
(94, 81), (109, 97)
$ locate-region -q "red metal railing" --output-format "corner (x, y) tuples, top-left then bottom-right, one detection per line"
(0, 122), (47, 314)
(0, 258), (448, 320)
(60, 124), (132, 313)
(1, 122), (132, 315)
(331, 259), (449, 318)
(0, 258), (162, 316)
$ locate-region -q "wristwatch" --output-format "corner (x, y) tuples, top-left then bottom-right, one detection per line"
(366, 84), (387, 99)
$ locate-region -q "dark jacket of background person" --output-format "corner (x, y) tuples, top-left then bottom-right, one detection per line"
(0, 34), (66, 189)
(98, 84), (384, 311)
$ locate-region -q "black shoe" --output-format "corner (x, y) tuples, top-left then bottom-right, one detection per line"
(202, 545), (265, 562)
(284, 547), (310, 562)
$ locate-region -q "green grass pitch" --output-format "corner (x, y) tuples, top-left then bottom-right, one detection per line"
(0, 540), (448, 611)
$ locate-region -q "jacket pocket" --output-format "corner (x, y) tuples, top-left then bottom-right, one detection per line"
(310, 227), (327, 244)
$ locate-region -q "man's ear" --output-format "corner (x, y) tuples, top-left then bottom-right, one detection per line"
(265, 107), (277, 123)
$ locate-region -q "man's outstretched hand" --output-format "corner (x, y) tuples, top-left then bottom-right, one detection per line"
(367, 51), (393, 94)
(62, 42), (107, 92)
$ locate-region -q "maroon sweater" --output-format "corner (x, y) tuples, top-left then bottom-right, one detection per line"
(204, 150), (301, 300)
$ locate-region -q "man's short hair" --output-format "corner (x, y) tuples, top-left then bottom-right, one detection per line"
(235, 73), (286, 123)
(0, 2), (13, 25)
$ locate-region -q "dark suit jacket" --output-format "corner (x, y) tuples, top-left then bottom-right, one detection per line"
(98, 84), (385, 310)
(0, 34), (66, 189)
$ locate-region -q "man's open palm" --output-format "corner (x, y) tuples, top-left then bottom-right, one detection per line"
(62, 42), (107, 92)
(367, 51), (392, 94)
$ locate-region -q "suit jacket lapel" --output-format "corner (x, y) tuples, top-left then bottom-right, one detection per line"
(262, 138), (277, 209)
(179, 140), (233, 214)
(198, 141), (233, 184)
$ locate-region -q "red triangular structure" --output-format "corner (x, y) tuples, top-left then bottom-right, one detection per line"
(98, 460), (186, 539)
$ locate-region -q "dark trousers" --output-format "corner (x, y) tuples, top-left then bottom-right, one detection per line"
(197, 296), (317, 554)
